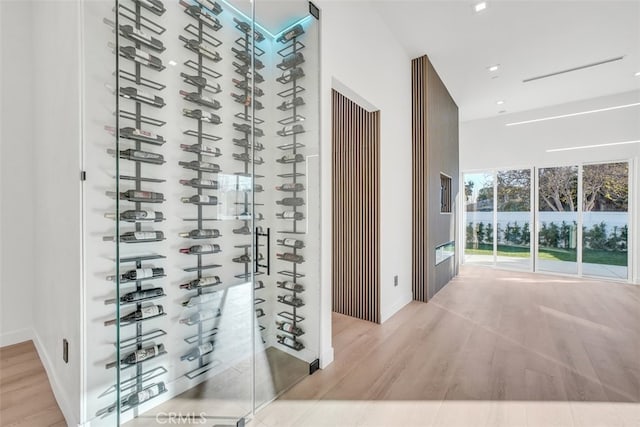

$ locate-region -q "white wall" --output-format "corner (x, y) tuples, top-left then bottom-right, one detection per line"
(0, 1), (35, 347)
(460, 90), (640, 283)
(30, 1), (83, 425)
(316, 1), (414, 332)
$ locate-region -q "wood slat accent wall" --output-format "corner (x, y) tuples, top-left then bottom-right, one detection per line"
(331, 89), (381, 323)
(412, 56), (429, 303)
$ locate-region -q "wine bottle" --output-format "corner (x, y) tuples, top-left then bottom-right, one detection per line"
(180, 37), (221, 62)
(184, 5), (220, 29)
(182, 292), (217, 307)
(278, 124), (305, 136)
(231, 48), (264, 69)
(233, 17), (264, 42)
(277, 211), (304, 220)
(277, 197), (304, 207)
(233, 123), (265, 137)
(120, 267), (164, 281)
(181, 341), (214, 360)
(120, 25), (164, 50)
(279, 67), (305, 83)
(278, 97), (304, 111)
(277, 334), (302, 349)
(179, 178), (218, 189)
(254, 184), (263, 192)
(179, 229), (220, 239)
(180, 144), (221, 157)
(277, 252), (304, 263)
(119, 149), (164, 164)
(179, 160), (220, 173)
(105, 210), (164, 222)
(124, 382), (166, 407)
(119, 287), (164, 303)
(182, 195), (218, 205)
(276, 153), (304, 163)
(276, 183), (305, 192)
(119, 127), (165, 145)
(120, 231), (164, 242)
(232, 253), (263, 263)
(135, 0), (165, 15)
(180, 243), (220, 254)
(277, 24), (304, 43)
(233, 153), (264, 164)
(230, 93), (264, 110)
(232, 225), (251, 235)
(276, 320), (303, 335)
(104, 305), (164, 326)
(180, 73), (221, 93)
(120, 190), (164, 202)
(179, 276), (221, 290)
(180, 91), (220, 110)
(195, 0), (222, 15)
(277, 238), (304, 249)
(182, 108), (222, 124)
(231, 79), (264, 96)
(279, 52), (304, 69)
(180, 309), (219, 324)
(119, 46), (163, 70)
(277, 281), (304, 292)
(278, 294), (303, 306)
(121, 344), (165, 366)
(232, 63), (265, 82)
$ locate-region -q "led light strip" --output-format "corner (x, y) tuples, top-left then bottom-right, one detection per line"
(546, 140), (640, 153)
(217, 0), (313, 39)
(505, 102), (640, 127)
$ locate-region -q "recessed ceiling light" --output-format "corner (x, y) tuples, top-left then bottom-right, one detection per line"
(496, 100), (505, 105)
(475, 2), (487, 12)
(635, 71), (640, 77)
(488, 64), (499, 72)
(168, 60), (177, 66)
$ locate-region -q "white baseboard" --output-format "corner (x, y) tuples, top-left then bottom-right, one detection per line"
(0, 327), (32, 347)
(380, 291), (413, 324)
(320, 346), (334, 369)
(31, 329), (78, 427)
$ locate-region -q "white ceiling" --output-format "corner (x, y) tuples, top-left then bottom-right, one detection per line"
(227, 0), (309, 35)
(373, 0), (640, 121)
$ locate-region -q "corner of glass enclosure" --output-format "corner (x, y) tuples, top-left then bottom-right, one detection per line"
(82, 0), (320, 425)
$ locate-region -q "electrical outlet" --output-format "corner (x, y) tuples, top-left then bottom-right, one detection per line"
(62, 339), (69, 363)
(394, 275), (398, 287)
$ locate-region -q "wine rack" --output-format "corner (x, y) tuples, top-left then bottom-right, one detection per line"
(230, 17), (269, 342)
(177, 0), (224, 381)
(98, 0), (169, 417)
(274, 24), (307, 352)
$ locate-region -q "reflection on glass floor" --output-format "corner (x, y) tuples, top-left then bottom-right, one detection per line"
(123, 347), (308, 427)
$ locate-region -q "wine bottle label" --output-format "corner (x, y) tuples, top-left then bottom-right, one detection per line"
(282, 211), (297, 219)
(135, 49), (151, 61)
(283, 239), (297, 246)
(134, 345), (158, 362)
(140, 305), (161, 318)
(136, 384), (159, 403)
(132, 128), (157, 139)
(136, 268), (154, 279)
(198, 244), (215, 252)
(134, 231), (157, 240)
(198, 277), (219, 286)
(131, 151), (161, 160)
(283, 337), (296, 347)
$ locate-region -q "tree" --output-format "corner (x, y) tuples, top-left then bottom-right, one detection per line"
(583, 163), (628, 212)
(521, 222), (530, 245)
(497, 169), (530, 211)
(538, 167), (577, 212)
(464, 180), (474, 203)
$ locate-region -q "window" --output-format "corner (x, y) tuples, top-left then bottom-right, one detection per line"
(440, 173), (452, 213)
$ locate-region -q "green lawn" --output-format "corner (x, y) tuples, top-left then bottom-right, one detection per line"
(465, 244), (627, 266)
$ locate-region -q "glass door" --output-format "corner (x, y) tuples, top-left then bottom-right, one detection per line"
(463, 172), (495, 266)
(536, 166), (579, 275)
(496, 169), (532, 270)
(581, 162), (629, 280)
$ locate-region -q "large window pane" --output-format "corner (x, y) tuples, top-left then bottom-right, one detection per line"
(582, 162), (629, 280)
(496, 169), (531, 270)
(463, 172), (494, 266)
(537, 166), (578, 274)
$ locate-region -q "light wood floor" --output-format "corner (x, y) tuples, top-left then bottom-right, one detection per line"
(254, 265), (640, 427)
(0, 341), (65, 427)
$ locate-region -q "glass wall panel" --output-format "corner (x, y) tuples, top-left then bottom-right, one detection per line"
(496, 169), (532, 270)
(581, 162), (629, 280)
(536, 166), (578, 275)
(463, 172), (495, 266)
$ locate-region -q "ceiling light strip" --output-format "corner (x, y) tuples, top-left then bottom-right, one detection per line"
(523, 56), (625, 83)
(505, 102), (640, 127)
(546, 140), (640, 153)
